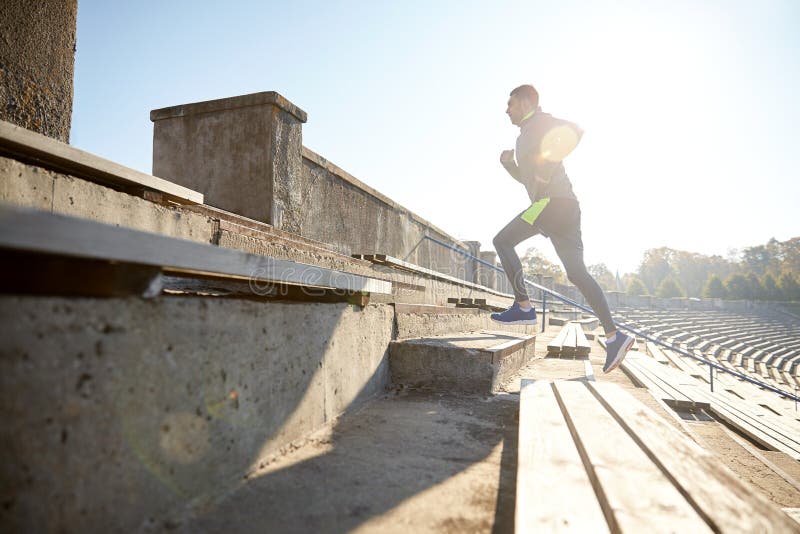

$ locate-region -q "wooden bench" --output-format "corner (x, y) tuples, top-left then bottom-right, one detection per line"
(623, 349), (800, 460)
(516, 379), (797, 532)
(547, 322), (591, 358)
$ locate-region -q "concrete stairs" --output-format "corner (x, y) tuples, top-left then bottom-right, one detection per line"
(389, 330), (536, 394)
(390, 303), (538, 393)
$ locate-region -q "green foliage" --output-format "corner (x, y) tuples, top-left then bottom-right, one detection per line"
(630, 236), (799, 301)
(725, 273), (750, 300)
(778, 272), (800, 301)
(656, 277), (684, 298)
(761, 273), (779, 301)
(520, 247), (565, 284)
(702, 274), (726, 299)
(745, 272), (763, 300)
(626, 276), (648, 296)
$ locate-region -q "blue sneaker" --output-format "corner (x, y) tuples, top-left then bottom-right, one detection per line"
(490, 302), (538, 325)
(603, 331), (635, 373)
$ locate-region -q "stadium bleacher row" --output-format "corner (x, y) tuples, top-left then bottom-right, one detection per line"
(613, 308), (800, 390)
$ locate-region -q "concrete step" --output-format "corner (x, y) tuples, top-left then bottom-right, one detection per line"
(394, 303), (535, 339)
(388, 330), (536, 394)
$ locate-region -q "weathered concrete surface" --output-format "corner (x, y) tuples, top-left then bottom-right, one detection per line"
(150, 91), (477, 285)
(0, 0), (77, 142)
(299, 148), (472, 278)
(0, 296), (394, 532)
(0, 156), (217, 243)
(172, 391), (519, 534)
(151, 92), (307, 225)
(388, 332), (536, 394)
(395, 308), (533, 339)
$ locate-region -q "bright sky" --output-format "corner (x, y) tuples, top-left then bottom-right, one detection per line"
(72, 0), (800, 275)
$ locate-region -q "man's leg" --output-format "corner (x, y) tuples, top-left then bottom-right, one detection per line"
(551, 235), (634, 372)
(489, 209), (541, 325)
(551, 237), (615, 334)
(492, 213), (541, 303)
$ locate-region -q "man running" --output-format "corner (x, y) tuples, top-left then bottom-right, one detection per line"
(490, 84), (633, 373)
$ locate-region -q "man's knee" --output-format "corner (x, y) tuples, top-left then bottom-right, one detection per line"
(566, 266), (590, 286)
(492, 233), (506, 251)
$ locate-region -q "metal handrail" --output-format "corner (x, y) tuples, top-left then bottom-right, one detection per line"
(421, 235), (800, 403)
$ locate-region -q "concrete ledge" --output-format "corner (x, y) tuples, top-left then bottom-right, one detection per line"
(302, 147), (464, 249)
(0, 204), (392, 295)
(150, 91), (307, 123)
(0, 120), (203, 204)
(388, 331), (536, 393)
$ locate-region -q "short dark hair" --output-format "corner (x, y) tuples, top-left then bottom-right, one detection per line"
(510, 85), (539, 108)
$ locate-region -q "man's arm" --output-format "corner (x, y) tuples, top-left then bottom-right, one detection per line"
(500, 149), (522, 182)
(533, 122), (584, 183)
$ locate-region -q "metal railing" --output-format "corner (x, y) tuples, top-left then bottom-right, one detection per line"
(421, 235), (800, 404)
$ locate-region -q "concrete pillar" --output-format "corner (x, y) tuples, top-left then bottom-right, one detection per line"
(463, 240), (481, 284)
(479, 251), (497, 290)
(0, 0), (78, 142)
(150, 92), (308, 229)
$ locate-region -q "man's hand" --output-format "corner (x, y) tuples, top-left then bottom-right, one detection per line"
(500, 149), (515, 165)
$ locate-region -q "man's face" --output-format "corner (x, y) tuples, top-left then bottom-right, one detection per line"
(506, 94), (531, 126)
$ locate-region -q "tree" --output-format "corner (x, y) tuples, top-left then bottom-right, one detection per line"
(761, 273), (779, 301)
(703, 274), (726, 299)
(656, 277), (684, 298)
(637, 247), (674, 294)
(588, 263), (616, 291)
(725, 273), (750, 300)
(778, 272), (800, 301)
(745, 272), (764, 300)
(520, 248), (565, 284)
(626, 276), (649, 296)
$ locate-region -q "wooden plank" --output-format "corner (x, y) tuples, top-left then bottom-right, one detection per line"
(0, 119), (203, 204)
(574, 323), (591, 357)
(645, 342), (670, 365)
(693, 388), (800, 459)
(0, 205), (392, 295)
(516, 380), (608, 533)
(484, 333), (535, 364)
(561, 323), (577, 357)
(621, 357), (701, 410)
(553, 381), (712, 533)
(546, 324), (570, 355)
(588, 381), (798, 533)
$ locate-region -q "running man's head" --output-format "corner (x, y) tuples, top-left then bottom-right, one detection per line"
(506, 85), (539, 126)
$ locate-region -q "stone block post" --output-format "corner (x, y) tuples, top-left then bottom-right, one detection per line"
(479, 251), (497, 290)
(151, 92), (307, 229)
(463, 241), (481, 283)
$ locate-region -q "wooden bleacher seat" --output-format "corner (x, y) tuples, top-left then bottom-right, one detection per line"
(516, 379), (797, 532)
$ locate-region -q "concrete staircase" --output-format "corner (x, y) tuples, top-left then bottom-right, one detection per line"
(389, 330), (536, 394)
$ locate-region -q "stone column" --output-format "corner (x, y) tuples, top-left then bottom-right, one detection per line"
(0, 0), (78, 142)
(479, 251), (497, 290)
(151, 92), (307, 229)
(463, 240), (481, 283)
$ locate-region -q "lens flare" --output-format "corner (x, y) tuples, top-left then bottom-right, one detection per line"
(539, 125), (580, 162)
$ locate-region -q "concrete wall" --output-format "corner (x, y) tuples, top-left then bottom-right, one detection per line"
(0, 296), (394, 532)
(151, 92), (473, 282)
(300, 148), (470, 277)
(0, 156), (217, 244)
(0, 0), (77, 142)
